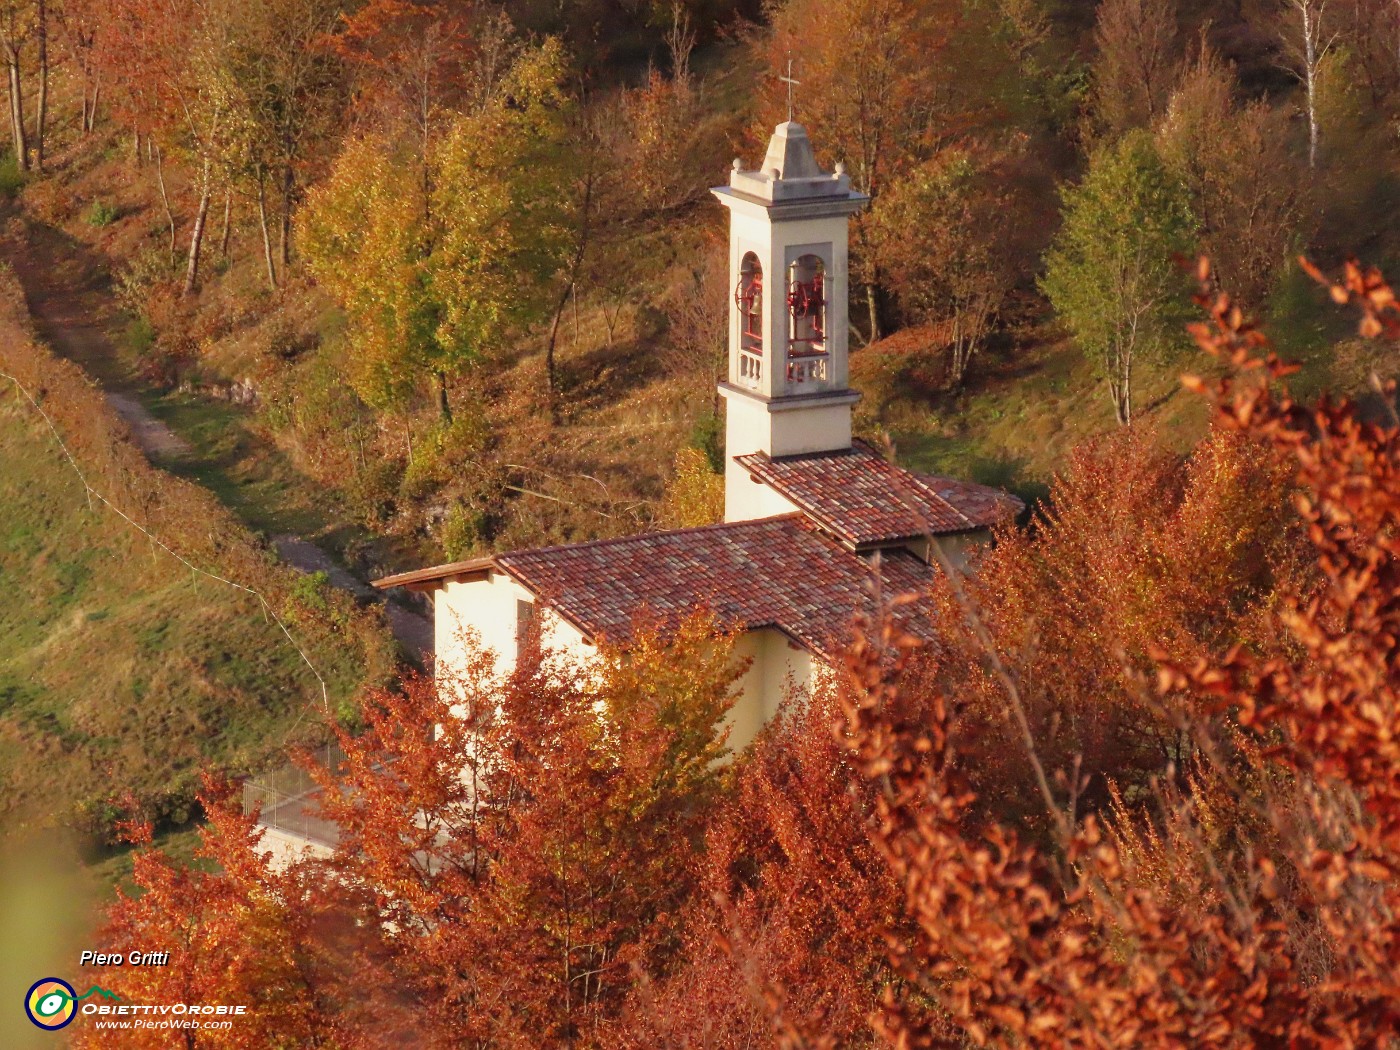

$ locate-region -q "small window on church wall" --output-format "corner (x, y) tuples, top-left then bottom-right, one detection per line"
(786, 254), (826, 361)
(735, 253), (763, 357)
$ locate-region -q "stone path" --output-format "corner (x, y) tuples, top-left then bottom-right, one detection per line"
(105, 391), (191, 458)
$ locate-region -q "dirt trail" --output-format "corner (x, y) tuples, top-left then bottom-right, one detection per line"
(1, 206), (432, 663)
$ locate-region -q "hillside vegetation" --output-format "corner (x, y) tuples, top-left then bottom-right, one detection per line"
(4, 0), (1397, 573)
(0, 268), (395, 839)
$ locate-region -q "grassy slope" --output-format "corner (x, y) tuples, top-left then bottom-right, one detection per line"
(6, 184), (399, 565)
(0, 397), (373, 834)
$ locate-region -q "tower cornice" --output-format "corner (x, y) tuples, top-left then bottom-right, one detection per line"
(710, 185), (869, 219)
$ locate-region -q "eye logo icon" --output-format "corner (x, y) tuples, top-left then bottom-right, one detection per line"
(25, 978), (77, 1030)
(24, 978), (120, 1030)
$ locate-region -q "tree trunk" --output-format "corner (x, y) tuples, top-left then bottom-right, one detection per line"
(1289, 0), (1325, 168)
(1123, 351), (1133, 424)
(34, 0), (46, 170)
(544, 166), (595, 417)
(183, 164), (212, 295)
(545, 284), (569, 403)
(949, 314), (968, 388)
(155, 145), (176, 257)
(218, 189), (231, 260)
(279, 162), (293, 268)
(7, 49), (28, 172)
(1109, 352), (1133, 425)
(133, 129), (141, 167)
(88, 82), (99, 132)
(435, 370), (452, 423)
(256, 168), (278, 290)
(865, 283), (881, 344)
(1303, 5), (1319, 168)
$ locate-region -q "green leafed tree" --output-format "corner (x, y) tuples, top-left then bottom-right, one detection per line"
(1041, 131), (1194, 425)
(300, 36), (571, 421)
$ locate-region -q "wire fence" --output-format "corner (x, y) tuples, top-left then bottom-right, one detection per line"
(243, 742), (347, 848)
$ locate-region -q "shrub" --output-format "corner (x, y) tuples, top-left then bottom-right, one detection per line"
(85, 200), (120, 227)
(439, 501), (487, 559)
(123, 316), (157, 357)
(688, 409), (724, 474)
(114, 246), (176, 319)
(0, 150), (23, 198)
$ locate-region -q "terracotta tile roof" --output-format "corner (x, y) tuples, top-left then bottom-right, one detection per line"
(734, 443), (1022, 547)
(495, 515), (935, 657)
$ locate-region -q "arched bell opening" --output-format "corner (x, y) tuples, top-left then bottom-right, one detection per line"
(786, 254), (828, 385)
(734, 252), (764, 389)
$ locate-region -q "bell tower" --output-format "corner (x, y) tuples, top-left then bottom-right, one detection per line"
(711, 121), (869, 522)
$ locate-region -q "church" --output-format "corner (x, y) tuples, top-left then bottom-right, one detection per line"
(374, 120), (1021, 746)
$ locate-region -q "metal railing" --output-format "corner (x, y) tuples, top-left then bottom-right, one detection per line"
(243, 742), (346, 848)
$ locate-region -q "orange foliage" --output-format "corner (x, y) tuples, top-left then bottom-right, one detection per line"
(84, 255), (1400, 1045)
(925, 421), (1302, 828)
(829, 256), (1400, 1046)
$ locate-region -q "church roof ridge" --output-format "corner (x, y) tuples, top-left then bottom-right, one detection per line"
(495, 512), (806, 567)
(372, 516), (813, 594)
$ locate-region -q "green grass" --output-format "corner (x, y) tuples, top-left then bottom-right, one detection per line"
(0, 399), (366, 845)
(149, 390), (369, 553)
(875, 326), (1230, 513)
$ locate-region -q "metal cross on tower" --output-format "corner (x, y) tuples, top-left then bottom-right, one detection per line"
(779, 54), (800, 122)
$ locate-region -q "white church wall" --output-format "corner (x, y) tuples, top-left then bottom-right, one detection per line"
(435, 571), (592, 686)
(260, 827), (334, 870)
(727, 628), (815, 750)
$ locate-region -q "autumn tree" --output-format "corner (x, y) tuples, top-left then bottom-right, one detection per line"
(218, 0), (345, 283)
(311, 614), (741, 1046)
(1089, 0), (1182, 138)
(1276, 0), (1336, 168)
(760, 0), (950, 343)
(878, 144), (1029, 388)
(1, 0), (31, 168)
(74, 778), (344, 1049)
(817, 257), (1400, 1047)
(614, 6), (715, 216)
(300, 36), (572, 421)
(52, 0), (100, 135)
(1042, 131), (1194, 424)
(92, 0), (240, 291)
(332, 0), (505, 181)
(1156, 45), (1301, 309)
(1343, 0), (1400, 105)
(760, 0), (1065, 345)
(622, 681), (927, 1047)
(926, 422), (1301, 827)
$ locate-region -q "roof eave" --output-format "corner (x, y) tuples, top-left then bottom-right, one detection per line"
(372, 556), (497, 592)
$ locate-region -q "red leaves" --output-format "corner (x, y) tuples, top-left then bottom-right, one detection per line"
(832, 256), (1400, 1047)
(1302, 255), (1400, 341)
(81, 254), (1400, 1045)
